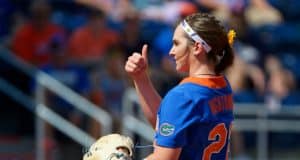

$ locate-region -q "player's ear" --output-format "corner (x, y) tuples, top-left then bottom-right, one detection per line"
(193, 42), (205, 56)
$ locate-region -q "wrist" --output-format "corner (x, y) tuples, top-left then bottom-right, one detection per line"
(132, 72), (149, 82)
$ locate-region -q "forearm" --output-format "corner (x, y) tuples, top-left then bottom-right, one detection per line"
(143, 153), (155, 160)
(143, 143), (181, 160)
(133, 73), (162, 128)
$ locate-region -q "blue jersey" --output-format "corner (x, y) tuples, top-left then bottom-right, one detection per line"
(155, 76), (234, 160)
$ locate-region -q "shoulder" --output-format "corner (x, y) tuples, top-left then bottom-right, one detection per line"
(160, 85), (204, 112)
(167, 82), (211, 100)
(163, 85), (191, 102)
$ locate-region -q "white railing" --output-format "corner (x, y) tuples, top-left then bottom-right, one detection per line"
(35, 71), (112, 134)
(122, 88), (155, 141)
(122, 88), (300, 160)
(0, 77), (96, 159)
(34, 71), (112, 160)
(0, 47), (113, 160)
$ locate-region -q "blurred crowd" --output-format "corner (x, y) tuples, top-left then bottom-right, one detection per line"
(0, 0), (300, 159)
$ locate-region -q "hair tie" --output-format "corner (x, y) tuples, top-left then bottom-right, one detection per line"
(227, 29), (236, 47)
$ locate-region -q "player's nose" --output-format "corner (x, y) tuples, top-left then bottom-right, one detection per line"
(169, 48), (175, 57)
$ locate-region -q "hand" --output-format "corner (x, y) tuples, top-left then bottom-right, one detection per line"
(125, 44), (148, 79)
(83, 134), (134, 160)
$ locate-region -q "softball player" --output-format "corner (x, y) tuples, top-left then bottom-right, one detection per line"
(125, 12), (236, 160)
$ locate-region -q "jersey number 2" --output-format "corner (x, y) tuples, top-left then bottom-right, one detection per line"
(202, 123), (230, 160)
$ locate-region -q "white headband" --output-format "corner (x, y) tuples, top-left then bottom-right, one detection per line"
(181, 20), (212, 53)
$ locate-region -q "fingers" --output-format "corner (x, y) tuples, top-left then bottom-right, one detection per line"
(125, 44), (149, 77)
(125, 61), (138, 71)
(141, 44), (148, 61)
(125, 61), (142, 74)
(130, 53), (144, 64)
(130, 52), (147, 65)
(125, 54), (144, 74)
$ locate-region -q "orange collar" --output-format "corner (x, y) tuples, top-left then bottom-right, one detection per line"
(180, 76), (227, 89)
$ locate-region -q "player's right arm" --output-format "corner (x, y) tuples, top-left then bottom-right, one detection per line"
(144, 143), (182, 160)
(125, 44), (162, 128)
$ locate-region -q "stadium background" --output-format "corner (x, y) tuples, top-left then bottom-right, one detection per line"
(0, 0), (300, 159)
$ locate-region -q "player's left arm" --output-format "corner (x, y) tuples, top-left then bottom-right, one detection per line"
(144, 144), (182, 160)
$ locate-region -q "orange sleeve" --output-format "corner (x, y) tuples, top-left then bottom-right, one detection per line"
(108, 30), (120, 45)
(11, 25), (34, 63)
(68, 28), (86, 59)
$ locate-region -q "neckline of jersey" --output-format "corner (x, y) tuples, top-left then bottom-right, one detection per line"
(180, 76), (227, 89)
